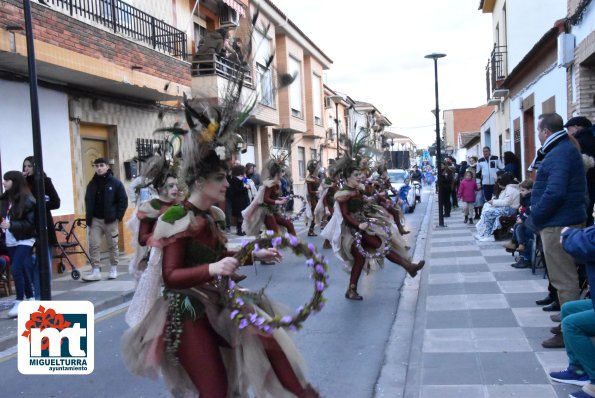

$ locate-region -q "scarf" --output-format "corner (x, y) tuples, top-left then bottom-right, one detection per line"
(528, 130), (568, 171)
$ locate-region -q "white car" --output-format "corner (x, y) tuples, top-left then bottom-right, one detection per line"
(387, 169), (416, 212)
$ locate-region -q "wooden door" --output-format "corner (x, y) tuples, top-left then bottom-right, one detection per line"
(523, 108), (535, 179)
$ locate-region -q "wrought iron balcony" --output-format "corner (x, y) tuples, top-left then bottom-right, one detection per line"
(191, 54), (253, 87)
(485, 45), (507, 102)
(44, 0), (187, 59)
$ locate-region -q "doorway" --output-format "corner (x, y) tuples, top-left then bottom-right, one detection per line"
(523, 108), (535, 179)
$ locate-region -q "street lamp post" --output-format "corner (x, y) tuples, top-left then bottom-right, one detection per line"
(328, 95), (343, 159)
(425, 52), (447, 227)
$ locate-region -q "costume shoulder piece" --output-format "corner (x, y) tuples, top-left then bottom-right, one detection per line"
(209, 205), (227, 230)
(335, 188), (357, 202)
(263, 179), (277, 188)
(137, 198), (164, 220)
(151, 204), (192, 243)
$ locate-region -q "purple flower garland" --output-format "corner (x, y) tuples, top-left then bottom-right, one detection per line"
(353, 218), (393, 260)
(220, 232), (329, 334)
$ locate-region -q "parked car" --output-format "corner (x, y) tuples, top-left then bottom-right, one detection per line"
(387, 169), (416, 212)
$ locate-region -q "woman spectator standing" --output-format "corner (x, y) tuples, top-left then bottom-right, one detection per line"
(22, 156), (60, 300)
(228, 165), (250, 236)
(1, 171), (36, 317)
(503, 151), (521, 181)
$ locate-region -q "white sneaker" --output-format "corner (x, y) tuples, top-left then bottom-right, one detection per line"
(27, 297), (35, 301)
(7, 301), (21, 318)
(478, 235), (495, 242)
(108, 266), (118, 280)
(82, 269), (101, 282)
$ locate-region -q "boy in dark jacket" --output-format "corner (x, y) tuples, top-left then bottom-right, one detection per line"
(83, 158), (128, 281)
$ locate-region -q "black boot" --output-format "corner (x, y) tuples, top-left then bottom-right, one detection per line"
(464, 216), (468, 223)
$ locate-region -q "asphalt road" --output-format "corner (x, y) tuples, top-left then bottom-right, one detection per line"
(0, 189), (430, 398)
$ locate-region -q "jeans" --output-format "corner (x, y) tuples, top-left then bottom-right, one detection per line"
(561, 300), (595, 380)
(7, 245), (34, 300)
(482, 184), (495, 201)
(513, 223), (534, 260)
(31, 248), (52, 300)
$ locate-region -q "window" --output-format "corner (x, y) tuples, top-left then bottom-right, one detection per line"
(273, 130), (292, 149)
(310, 148), (317, 160)
(312, 74), (322, 126)
(193, 23), (206, 49)
(298, 147), (306, 178)
(253, 30), (274, 107)
(288, 57), (302, 118)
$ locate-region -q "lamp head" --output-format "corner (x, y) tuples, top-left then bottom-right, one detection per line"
(424, 53), (446, 60)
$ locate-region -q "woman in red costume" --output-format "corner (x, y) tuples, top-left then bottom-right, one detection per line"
(242, 160), (297, 237)
(123, 150), (319, 397)
(322, 158), (425, 300)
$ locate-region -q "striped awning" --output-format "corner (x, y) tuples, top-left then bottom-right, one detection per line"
(222, 0), (245, 17)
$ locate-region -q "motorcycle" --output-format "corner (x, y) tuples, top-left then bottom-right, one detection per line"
(412, 180), (422, 203)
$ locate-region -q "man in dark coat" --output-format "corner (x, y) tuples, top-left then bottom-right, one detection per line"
(529, 113), (587, 349)
(83, 158), (127, 281)
(228, 165), (250, 236)
(564, 116), (595, 226)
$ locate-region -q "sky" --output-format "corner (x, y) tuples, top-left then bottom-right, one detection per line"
(270, 0), (494, 148)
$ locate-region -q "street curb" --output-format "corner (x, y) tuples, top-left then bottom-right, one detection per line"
(374, 191), (434, 398)
(0, 290), (135, 353)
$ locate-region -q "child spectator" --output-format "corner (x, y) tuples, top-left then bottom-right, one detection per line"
(505, 179), (534, 268)
(474, 175), (485, 220)
(458, 170), (479, 224)
(398, 178), (412, 214)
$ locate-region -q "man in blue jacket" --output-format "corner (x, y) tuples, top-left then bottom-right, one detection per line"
(83, 158), (128, 281)
(529, 113), (587, 349)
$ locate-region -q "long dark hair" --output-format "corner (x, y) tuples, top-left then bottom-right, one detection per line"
(2, 170), (33, 218)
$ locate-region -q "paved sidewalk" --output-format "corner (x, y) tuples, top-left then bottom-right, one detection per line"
(403, 202), (576, 398)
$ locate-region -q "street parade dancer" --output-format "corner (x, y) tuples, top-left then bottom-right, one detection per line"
(124, 154), (180, 327)
(242, 156), (297, 237)
(122, 97), (320, 397)
(321, 138), (425, 301)
(316, 168), (337, 249)
(304, 160), (321, 237)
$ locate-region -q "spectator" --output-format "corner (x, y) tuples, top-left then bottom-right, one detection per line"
(246, 163), (261, 191)
(193, 28), (226, 74)
(1, 171), (36, 317)
(0, 234), (8, 282)
(506, 178), (534, 268)
(446, 156), (459, 209)
(503, 151), (521, 181)
(548, 216), (595, 398)
(475, 172), (520, 242)
(458, 160), (469, 181)
(476, 146), (504, 201)
(564, 116), (595, 226)
(22, 156), (60, 300)
(82, 158), (128, 282)
(439, 163), (454, 217)
(528, 113), (587, 349)
(228, 165), (250, 236)
(457, 170), (479, 224)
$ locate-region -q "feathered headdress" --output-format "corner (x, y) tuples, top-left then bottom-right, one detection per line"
(332, 125), (382, 179)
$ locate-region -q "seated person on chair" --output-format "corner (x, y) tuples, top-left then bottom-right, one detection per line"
(504, 178), (534, 268)
(475, 173), (520, 242)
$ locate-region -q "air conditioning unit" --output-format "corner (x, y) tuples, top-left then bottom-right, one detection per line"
(220, 6), (240, 28)
(557, 33), (575, 68)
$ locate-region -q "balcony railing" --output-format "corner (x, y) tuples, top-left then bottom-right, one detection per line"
(44, 0), (187, 59)
(191, 54), (253, 88)
(485, 45), (507, 101)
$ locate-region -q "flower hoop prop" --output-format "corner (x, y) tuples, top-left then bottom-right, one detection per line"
(221, 231), (329, 334)
(353, 217), (393, 260)
(279, 194), (307, 222)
